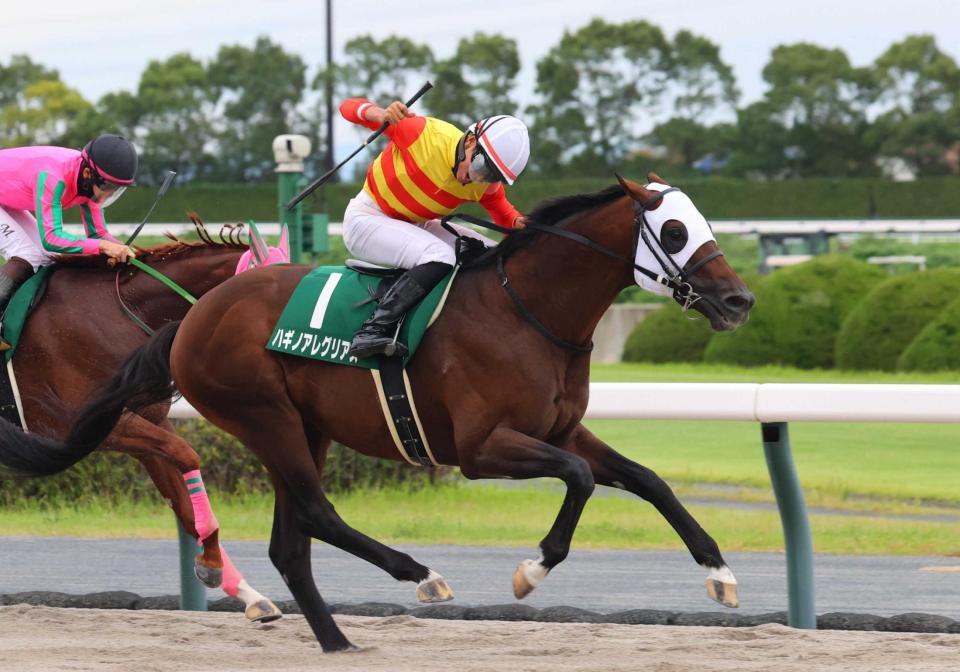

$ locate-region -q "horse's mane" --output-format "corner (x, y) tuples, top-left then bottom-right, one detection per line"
(51, 214), (248, 269)
(484, 184), (626, 263)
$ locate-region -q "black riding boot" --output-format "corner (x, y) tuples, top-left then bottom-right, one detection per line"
(0, 257), (36, 351)
(348, 261), (451, 359)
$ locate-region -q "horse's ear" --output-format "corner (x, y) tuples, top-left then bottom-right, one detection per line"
(647, 171), (668, 185)
(248, 220), (269, 265)
(278, 223), (290, 260)
(615, 173), (656, 204)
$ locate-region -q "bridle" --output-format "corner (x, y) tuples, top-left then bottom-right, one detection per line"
(630, 187), (724, 311)
(441, 187), (724, 354)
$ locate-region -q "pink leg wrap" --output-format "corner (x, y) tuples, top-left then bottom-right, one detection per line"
(218, 546), (243, 598)
(183, 469), (219, 542)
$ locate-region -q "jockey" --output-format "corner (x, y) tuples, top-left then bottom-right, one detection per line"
(340, 97), (530, 358)
(0, 134), (139, 348)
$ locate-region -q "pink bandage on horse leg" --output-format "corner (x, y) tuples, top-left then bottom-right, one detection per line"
(218, 546), (243, 598)
(183, 470), (220, 542)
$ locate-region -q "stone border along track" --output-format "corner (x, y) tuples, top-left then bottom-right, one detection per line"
(2, 591), (959, 633)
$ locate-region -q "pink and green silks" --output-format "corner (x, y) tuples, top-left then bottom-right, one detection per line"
(0, 146), (119, 255)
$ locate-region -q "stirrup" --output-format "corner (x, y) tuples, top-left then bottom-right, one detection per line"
(349, 317), (408, 359)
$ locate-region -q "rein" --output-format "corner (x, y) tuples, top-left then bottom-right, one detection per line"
(115, 258), (198, 335)
(440, 188), (723, 353)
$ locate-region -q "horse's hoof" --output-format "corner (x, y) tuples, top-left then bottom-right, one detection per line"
(194, 560), (222, 589)
(512, 558), (548, 600)
(245, 599), (283, 623)
(706, 566), (739, 608)
(416, 571), (454, 603)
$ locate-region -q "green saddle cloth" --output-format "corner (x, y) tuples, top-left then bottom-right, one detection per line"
(266, 265), (456, 369)
(3, 266), (53, 363)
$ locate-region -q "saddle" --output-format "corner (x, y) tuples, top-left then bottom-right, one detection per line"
(345, 259), (405, 307)
(265, 262), (456, 468)
(0, 267), (53, 428)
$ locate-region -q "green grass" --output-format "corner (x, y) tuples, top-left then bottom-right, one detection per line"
(586, 362), (960, 505)
(2, 361), (958, 555)
(584, 419), (960, 504)
(589, 361), (960, 384)
(0, 486), (955, 556)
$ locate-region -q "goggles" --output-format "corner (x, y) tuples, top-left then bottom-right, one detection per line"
(467, 143), (505, 184)
(94, 178), (127, 208)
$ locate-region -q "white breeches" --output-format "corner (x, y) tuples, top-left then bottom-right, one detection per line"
(0, 206), (53, 270)
(342, 191), (496, 269)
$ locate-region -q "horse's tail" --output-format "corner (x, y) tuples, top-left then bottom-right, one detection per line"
(0, 321), (181, 477)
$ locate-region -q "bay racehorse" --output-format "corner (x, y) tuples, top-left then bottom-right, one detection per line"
(0, 218), (286, 621)
(6, 175), (753, 651)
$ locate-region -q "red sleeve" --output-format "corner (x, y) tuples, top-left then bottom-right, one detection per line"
(478, 184), (521, 229)
(339, 98), (424, 148)
(339, 98), (380, 131)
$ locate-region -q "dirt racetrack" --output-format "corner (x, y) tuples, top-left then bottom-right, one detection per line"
(2, 604), (958, 671)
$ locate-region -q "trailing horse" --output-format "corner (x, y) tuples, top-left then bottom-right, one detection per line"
(13, 175), (753, 651)
(0, 218), (286, 621)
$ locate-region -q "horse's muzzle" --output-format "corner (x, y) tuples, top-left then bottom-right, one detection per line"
(716, 288), (755, 330)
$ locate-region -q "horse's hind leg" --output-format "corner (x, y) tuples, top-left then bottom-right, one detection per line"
(564, 424), (739, 608)
(268, 478), (355, 652)
(302, 427), (453, 602)
(241, 419), (446, 652)
(459, 426), (596, 600)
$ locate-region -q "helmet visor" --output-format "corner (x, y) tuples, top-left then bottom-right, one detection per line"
(95, 182), (127, 208)
(467, 145), (505, 184)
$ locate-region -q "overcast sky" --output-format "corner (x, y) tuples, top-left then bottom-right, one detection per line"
(3, 0), (959, 156)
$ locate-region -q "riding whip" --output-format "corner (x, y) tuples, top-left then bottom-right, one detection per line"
(124, 170), (178, 247)
(285, 81), (433, 210)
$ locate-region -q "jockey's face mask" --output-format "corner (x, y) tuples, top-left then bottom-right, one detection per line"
(467, 143), (505, 184)
(92, 178), (127, 208)
(464, 117), (508, 184)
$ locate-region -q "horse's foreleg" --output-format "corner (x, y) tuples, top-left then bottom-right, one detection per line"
(460, 426), (595, 599)
(563, 424), (739, 608)
(109, 414), (222, 574)
(114, 416), (282, 621)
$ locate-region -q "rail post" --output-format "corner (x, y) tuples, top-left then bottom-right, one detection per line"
(761, 421), (816, 628)
(177, 520), (207, 611)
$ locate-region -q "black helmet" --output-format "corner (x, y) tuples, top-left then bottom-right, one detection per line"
(82, 134), (138, 186)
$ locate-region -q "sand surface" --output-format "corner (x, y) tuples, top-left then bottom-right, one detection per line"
(2, 605), (958, 671)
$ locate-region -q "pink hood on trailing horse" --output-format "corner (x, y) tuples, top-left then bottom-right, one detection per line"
(235, 222), (290, 274)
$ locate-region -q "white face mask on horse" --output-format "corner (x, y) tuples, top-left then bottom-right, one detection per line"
(633, 182), (717, 298)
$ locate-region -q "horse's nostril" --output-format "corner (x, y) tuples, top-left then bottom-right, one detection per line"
(723, 291), (755, 312)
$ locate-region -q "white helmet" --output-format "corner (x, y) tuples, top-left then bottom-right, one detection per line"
(468, 115), (530, 185)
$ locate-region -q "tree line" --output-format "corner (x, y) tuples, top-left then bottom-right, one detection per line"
(2, 18), (959, 184)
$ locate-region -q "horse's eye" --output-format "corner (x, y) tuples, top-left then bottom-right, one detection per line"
(663, 223), (688, 254)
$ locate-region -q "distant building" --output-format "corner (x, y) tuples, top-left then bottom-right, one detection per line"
(876, 156), (916, 182)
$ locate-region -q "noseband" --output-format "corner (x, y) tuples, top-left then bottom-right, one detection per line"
(632, 188), (724, 312)
(441, 188), (723, 353)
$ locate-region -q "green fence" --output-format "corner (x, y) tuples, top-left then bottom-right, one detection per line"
(68, 177), (960, 225)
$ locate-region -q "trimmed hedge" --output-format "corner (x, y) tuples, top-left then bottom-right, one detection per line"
(0, 419), (445, 508)
(835, 269), (960, 371)
(898, 296), (960, 371)
(704, 256), (886, 369)
(70, 176), (960, 225)
(622, 304), (715, 363)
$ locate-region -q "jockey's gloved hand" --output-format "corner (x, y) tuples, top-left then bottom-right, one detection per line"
(99, 239), (136, 263)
